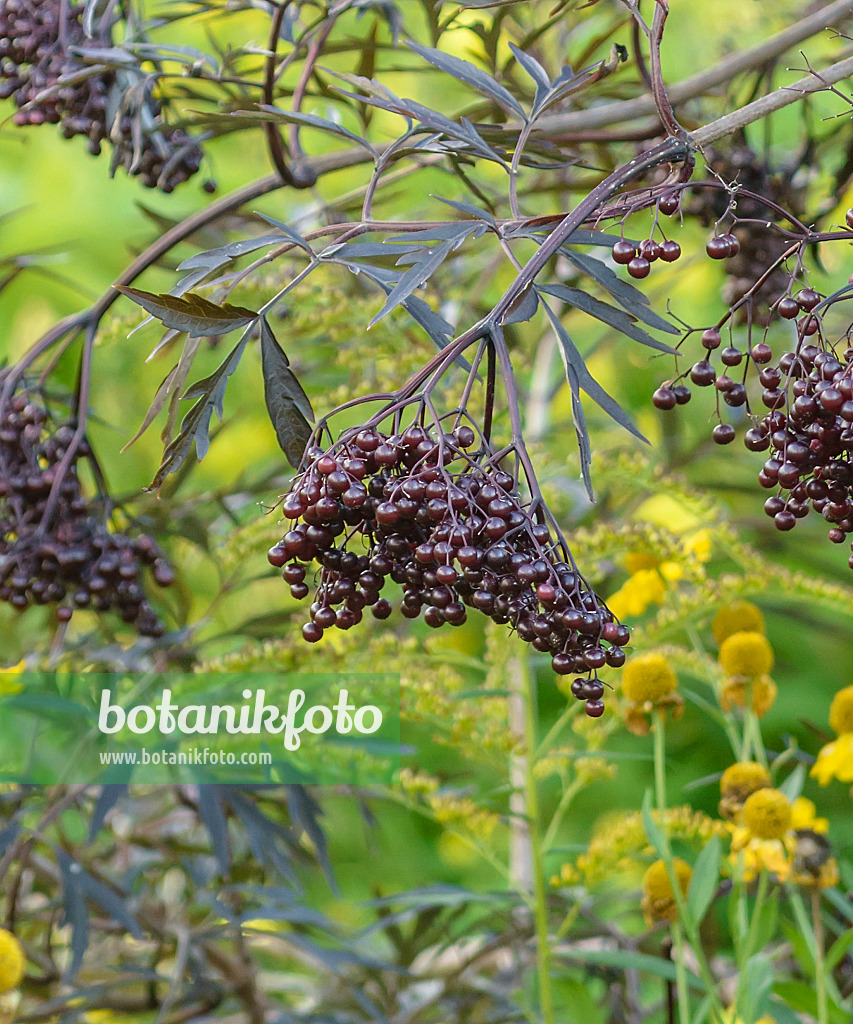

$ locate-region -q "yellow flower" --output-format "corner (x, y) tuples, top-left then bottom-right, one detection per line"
(810, 732), (853, 786)
(635, 495), (701, 533)
(731, 790), (835, 885)
(742, 788), (791, 840)
(720, 675), (777, 718)
(829, 685), (853, 735)
(641, 858), (692, 924)
(790, 796), (828, 833)
(607, 568), (666, 619)
(0, 661), (25, 697)
(622, 653), (678, 703)
(731, 833), (791, 882)
(718, 631), (774, 678)
(682, 528), (712, 563)
(0, 930), (24, 993)
(719, 761), (770, 820)
(712, 602), (766, 645)
(624, 552), (660, 574)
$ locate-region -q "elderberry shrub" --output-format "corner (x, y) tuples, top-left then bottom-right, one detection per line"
(0, 389), (173, 635)
(0, 0), (203, 192)
(269, 422), (628, 715)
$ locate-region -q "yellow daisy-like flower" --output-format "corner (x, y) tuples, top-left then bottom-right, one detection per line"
(607, 568), (666, 619)
(719, 761), (770, 820)
(718, 631), (774, 678)
(720, 674), (777, 718)
(742, 788), (791, 840)
(712, 602), (765, 645)
(810, 732), (853, 786)
(829, 685), (853, 735)
(0, 930), (24, 994)
(730, 790), (835, 885)
(641, 858), (692, 924)
(622, 653), (678, 704)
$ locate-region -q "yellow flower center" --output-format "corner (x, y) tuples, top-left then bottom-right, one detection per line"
(718, 631), (774, 678)
(742, 788), (791, 840)
(829, 685), (853, 735)
(622, 653), (678, 703)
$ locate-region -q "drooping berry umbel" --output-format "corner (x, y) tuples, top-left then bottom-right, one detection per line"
(0, 0), (203, 191)
(0, 386), (173, 634)
(269, 414), (628, 715)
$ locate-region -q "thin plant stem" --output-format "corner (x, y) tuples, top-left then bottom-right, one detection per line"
(671, 922), (692, 1024)
(653, 710), (726, 1024)
(735, 869), (769, 1014)
(812, 887), (829, 1024)
(655, 714), (691, 1023)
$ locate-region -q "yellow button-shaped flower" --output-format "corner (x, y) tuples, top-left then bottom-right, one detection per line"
(641, 857), (692, 923)
(742, 788), (791, 840)
(720, 761), (771, 801)
(0, 929), (24, 994)
(712, 602), (765, 645)
(622, 653), (678, 703)
(718, 631), (774, 678)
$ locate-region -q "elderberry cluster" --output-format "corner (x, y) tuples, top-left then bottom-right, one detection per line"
(0, 391), (173, 635)
(652, 288), (821, 445)
(0, 0), (204, 192)
(269, 422), (628, 716)
(746, 343), (853, 559)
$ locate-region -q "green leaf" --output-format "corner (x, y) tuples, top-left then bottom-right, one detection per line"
(116, 285), (257, 337)
(778, 763), (805, 801)
(773, 982), (849, 1024)
(751, 891), (779, 954)
(687, 835), (721, 924)
(259, 317), (314, 469)
(740, 954), (774, 1024)
(767, 997), (811, 1024)
(555, 947), (702, 985)
(826, 926), (853, 972)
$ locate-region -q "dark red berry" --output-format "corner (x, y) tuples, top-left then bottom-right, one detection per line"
(612, 240), (636, 265)
(653, 387), (677, 410)
(659, 239), (681, 262)
(712, 423), (736, 445)
(706, 236), (729, 259)
(658, 193), (680, 216)
(585, 699), (605, 718)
